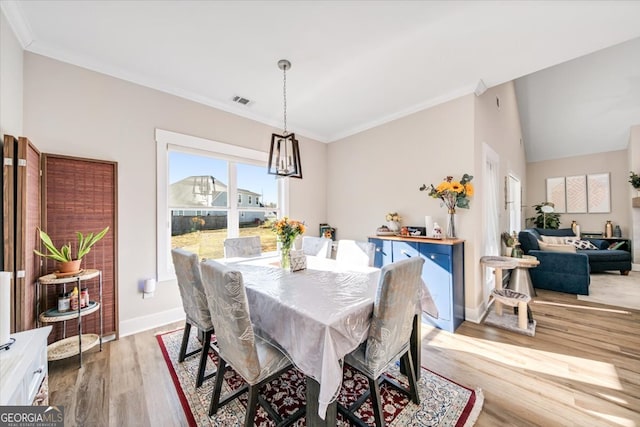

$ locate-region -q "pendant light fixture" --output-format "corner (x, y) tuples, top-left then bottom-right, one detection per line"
(268, 59), (303, 179)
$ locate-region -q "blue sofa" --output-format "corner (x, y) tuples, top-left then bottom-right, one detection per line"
(518, 228), (632, 295)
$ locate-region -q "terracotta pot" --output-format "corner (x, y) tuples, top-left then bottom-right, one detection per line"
(58, 259), (82, 273)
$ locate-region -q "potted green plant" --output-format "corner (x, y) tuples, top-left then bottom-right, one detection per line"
(527, 203), (561, 229)
(34, 227), (109, 273)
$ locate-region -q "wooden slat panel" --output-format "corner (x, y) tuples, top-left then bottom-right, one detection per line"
(19, 138), (41, 331)
(42, 154), (118, 343)
(3, 135), (16, 333)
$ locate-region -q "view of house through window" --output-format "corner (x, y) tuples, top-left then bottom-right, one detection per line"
(169, 150), (279, 259)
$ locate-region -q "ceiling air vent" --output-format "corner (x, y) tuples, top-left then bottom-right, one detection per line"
(232, 95), (251, 106)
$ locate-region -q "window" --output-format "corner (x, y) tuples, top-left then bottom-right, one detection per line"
(156, 129), (288, 280)
(507, 174), (521, 234)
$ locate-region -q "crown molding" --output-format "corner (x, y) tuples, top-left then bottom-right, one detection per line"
(327, 85), (476, 143)
(0, 0), (34, 49)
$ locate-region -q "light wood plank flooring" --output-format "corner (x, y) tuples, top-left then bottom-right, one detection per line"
(49, 287), (640, 426)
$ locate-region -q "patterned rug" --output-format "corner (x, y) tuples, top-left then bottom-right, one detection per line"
(156, 329), (483, 426)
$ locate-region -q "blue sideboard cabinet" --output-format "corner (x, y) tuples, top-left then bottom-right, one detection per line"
(369, 236), (465, 332)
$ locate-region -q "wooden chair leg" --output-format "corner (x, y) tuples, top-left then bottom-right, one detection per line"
(209, 358), (227, 416)
(178, 322), (192, 363)
(401, 352), (420, 405)
(196, 330), (212, 388)
(244, 385), (259, 427)
(368, 377), (384, 427)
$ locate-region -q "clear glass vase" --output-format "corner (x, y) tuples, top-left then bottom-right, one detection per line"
(280, 244), (291, 270)
(446, 209), (456, 239)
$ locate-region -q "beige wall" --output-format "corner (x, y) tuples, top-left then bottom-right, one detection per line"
(23, 53), (327, 334)
(526, 150), (630, 236)
(0, 10), (23, 137)
(327, 81), (525, 323)
(629, 126), (640, 265)
(327, 95), (475, 240)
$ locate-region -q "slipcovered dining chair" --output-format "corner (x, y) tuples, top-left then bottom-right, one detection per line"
(223, 236), (262, 258)
(301, 236), (332, 258)
(171, 248), (217, 388)
(339, 257), (425, 427)
(200, 259), (305, 426)
(336, 239), (376, 267)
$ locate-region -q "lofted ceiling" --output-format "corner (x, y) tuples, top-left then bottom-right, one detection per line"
(2, 0), (640, 161)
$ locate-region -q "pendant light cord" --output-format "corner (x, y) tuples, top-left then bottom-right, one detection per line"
(283, 65), (287, 134)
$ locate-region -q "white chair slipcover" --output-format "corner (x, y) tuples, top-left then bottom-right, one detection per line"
(301, 236), (332, 258)
(336, 239), (376, 267)
(340, 257), (424, 427)
(223, 236), (262, 258)
(200, 259), (303, 426)
(171, 248), (216, 388)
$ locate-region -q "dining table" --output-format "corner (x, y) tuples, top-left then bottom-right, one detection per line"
(219, 254), (436, 426)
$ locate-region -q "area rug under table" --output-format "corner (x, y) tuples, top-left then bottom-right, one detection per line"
(157, 329), (483, 427)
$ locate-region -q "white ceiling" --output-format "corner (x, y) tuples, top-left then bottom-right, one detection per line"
(3, 0), (640, 160)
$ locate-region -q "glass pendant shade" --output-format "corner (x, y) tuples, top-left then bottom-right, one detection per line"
(268, 132), (302, 178)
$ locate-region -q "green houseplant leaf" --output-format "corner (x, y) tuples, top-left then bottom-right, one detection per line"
(34, 227), (110, 262)
(527, 203), (561, 229)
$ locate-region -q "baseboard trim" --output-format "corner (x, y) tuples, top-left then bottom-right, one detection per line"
(632, 263), (640, 272)
(119, 307), (185, 338)
(464, 302), (487, 324)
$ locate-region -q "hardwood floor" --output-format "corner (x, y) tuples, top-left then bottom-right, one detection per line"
(48, 287), (640, 426)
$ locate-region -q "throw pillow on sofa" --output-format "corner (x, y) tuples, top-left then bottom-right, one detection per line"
(538, 240), (577, 253)
(541, 235), (569, 245)
(565, 239), (598, 250)
(608, 241), (626, 250)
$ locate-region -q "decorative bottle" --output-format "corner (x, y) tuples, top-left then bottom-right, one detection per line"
(613, 225), (622, 238)
(604, 220), (613, 238)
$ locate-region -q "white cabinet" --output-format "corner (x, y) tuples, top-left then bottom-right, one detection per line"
(0, 326), (52, 405)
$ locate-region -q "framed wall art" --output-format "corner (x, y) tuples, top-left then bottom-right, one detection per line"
(565, 175), (587, 213)
(545, 177), (566, 213)
(587, 173), (611, 213)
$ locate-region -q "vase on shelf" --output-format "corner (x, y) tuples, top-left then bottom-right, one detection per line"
(446, 209), (457, 239)
(605, 220), (613, 238)
(280, 244), (292, 270)
(613, 225), (622, 238)
(387, 221), (401, 233)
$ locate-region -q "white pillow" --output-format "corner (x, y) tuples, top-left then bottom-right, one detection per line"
(538, 240), (577, 253)
(540, 235), (569, 245)
(565, 239), (598, 250)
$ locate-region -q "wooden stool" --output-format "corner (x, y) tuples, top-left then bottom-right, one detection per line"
(480, 256), (519, 291)
(492, 288), (531, 330)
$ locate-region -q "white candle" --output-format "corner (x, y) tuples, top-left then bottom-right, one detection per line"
(0, 271), (11, 346)
(424, 216), (433, 237)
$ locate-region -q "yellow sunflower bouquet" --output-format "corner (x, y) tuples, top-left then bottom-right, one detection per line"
(420, 174), (474, 211)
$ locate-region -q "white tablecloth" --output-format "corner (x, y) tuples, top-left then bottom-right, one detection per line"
(221, 255), (437, 419)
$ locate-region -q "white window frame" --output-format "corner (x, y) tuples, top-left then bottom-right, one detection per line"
(507, 173), (522, 234)
(155, 129), (289, 281)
